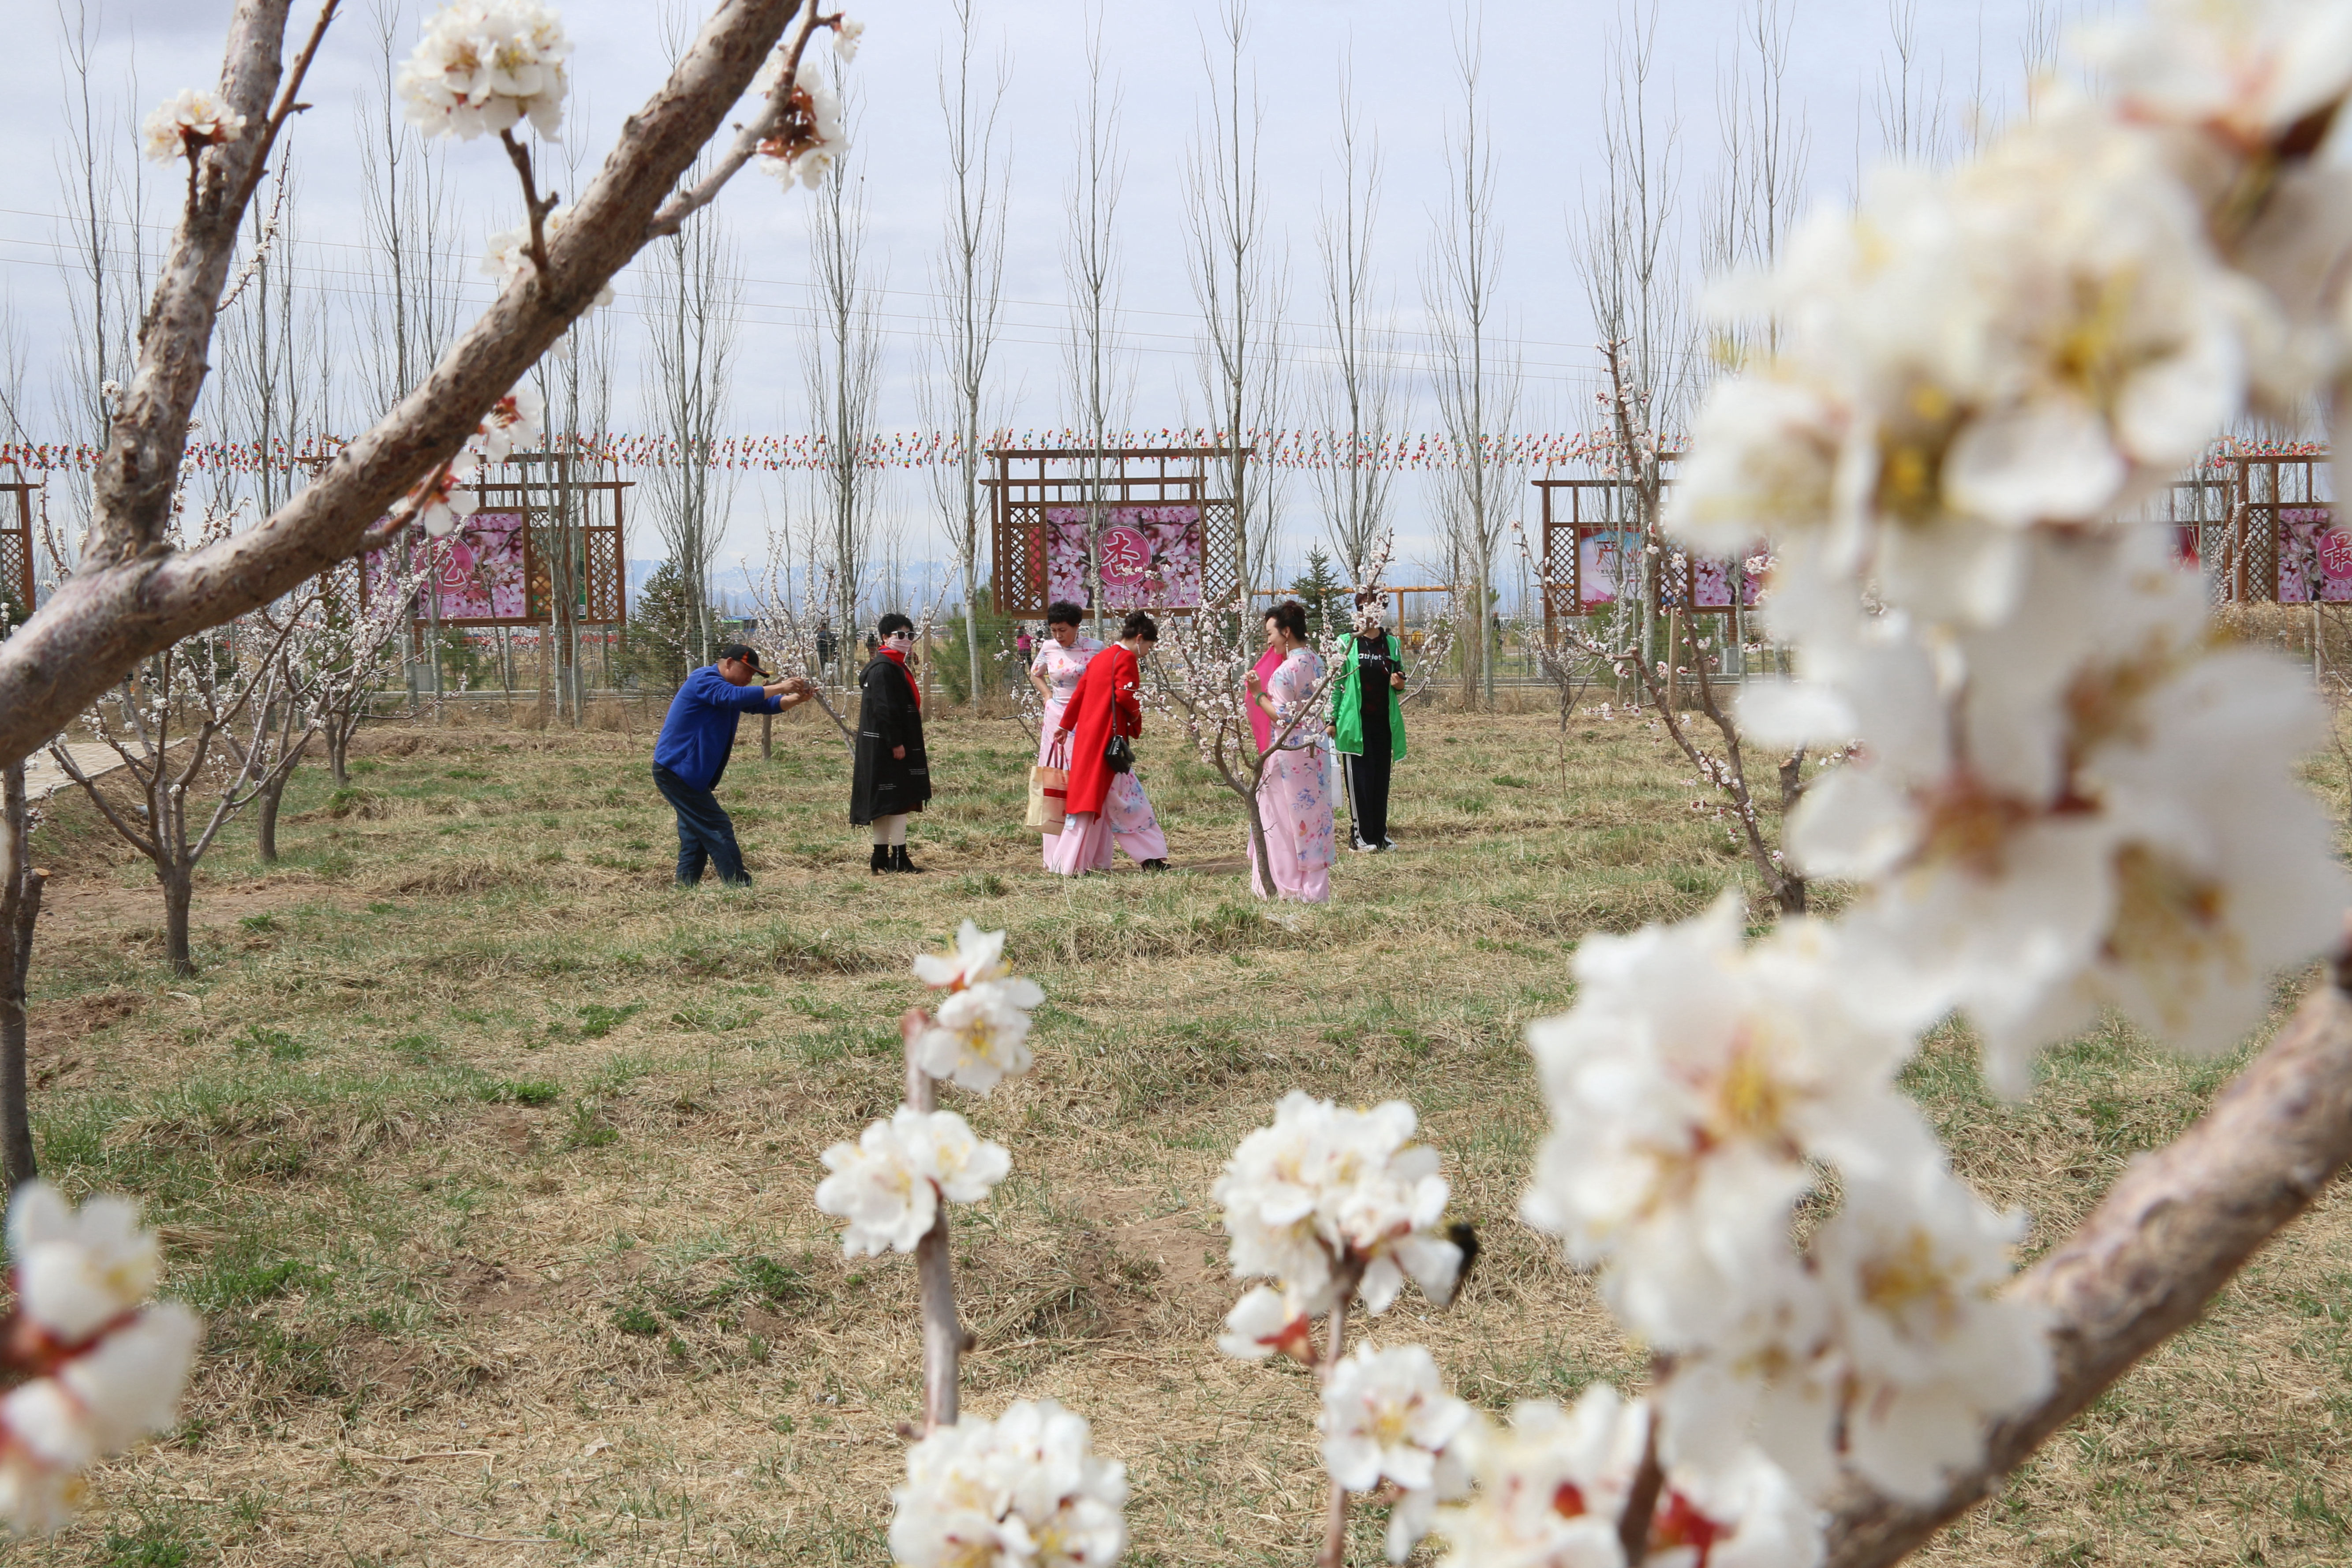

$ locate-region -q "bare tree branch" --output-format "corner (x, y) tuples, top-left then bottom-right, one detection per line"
(0, 0), (807, 769)
(1825, 957), (2352, 1566)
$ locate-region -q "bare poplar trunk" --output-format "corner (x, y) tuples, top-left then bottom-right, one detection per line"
(924, 0), (1008, 712)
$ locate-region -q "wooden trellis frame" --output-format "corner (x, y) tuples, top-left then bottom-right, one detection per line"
(356, 472), (632, 628)
(2216, 453), (2333, 604)
(984, 446), (1246, 617)
(0, 468), (34, 617)
(1536, 466), (1733, 638)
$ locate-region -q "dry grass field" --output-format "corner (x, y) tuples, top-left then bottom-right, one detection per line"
(10, 700), (2348, 1568)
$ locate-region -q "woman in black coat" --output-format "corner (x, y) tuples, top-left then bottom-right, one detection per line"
(850, 612), (932, 873)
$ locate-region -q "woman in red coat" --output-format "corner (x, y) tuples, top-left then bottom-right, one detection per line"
(1046, 611), (1170, 875)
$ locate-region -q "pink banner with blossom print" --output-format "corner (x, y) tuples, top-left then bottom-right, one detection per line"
(1042, 505), (1204, 610)
(2277, 506), (2352, 603)
(366, 512), (533, 623)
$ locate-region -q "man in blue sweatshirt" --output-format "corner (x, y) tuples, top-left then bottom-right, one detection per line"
(651, 644), (813, 887)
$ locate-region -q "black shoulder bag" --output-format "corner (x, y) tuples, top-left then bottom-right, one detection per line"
(1103, 733), (1134, 775)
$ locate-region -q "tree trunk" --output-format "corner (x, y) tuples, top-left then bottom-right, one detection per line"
(761, 710), (773, 761)
(0, 762), (43, 1192)
(1776, 749), (1810, 915)
(259, 736), (310, 861)
(1241, 780), (1276, 900)
(1478, 540), (1497, 710)
(161, 867), (195, 978)
(964, 570), (982, 711)
(257, 776), (284, 862)
(328, 723), (351, 787)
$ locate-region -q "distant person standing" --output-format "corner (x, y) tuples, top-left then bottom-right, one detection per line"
(651, 644), (813, 887)
(851, 613), (932, 873)
(1330, 592), (1408, 852)
(815, 617), (838, 678)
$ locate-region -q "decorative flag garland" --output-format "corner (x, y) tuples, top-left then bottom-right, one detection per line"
(0, 429), (1619, 476)
(4, 430), (2321, 477)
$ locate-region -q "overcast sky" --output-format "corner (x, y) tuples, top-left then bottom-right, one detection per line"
(0, 0), (2053, 588)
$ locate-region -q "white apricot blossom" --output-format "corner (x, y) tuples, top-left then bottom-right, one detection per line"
(2075, 0), (2352, 151)
(410, 451), (482, 539)
(8, 1184), (161, 1343)
(1430, 1386), (1823, 1568)
(813, 1106), (1008, 1257)
(0, 1185), (202, 1537)
(1519, 894), (1938, 1351)
(914, 921), (1019, 991)
(909, 924), (1045, 1094)
(476, 386), (543, 465)
(1771, 531), (2350, 1092)
(1320, 1343), (1471, 1495)
(1214, 1092), (1462, 1316)
(1215, 1284), (1316, 1363)
(1809, 1163), (2052, 1504)
(398, 0), (573, 141)
(751, 52), (849, 191)
(1680, 102), (2252, 628)
(1429, 1391), (1638, 1568)
(139, 89), (244, 164)
(480, 209), (614, 306)
(1318, 1343), (1473, 1561)
(834, 16), (866, 61)
(888, 1399), (1127, 1568)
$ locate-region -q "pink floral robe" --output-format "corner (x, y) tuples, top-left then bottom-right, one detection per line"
(1250, 647), (1335, 904)
(1045, 772), (1170, 874)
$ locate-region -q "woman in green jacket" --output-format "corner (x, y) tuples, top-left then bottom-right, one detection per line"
(1329, 592), (1407, 852)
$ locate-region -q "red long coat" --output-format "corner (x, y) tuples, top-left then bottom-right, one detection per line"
(1054, 643), (1142, 816)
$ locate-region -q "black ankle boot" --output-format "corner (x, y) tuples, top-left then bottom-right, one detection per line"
(870, 844), (891, 875)
(891, 844), (924, 874)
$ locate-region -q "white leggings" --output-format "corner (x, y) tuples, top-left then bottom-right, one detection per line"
(871, 814), (909, 846)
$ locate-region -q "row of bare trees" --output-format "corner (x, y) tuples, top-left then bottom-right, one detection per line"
(4, 0), (2023, 731)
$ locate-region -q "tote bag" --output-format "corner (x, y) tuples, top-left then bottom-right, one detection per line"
(1025, 736), (1069, 833)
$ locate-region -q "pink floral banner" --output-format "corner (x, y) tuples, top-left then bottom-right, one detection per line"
(2277, 506), (2352, 603)
(366, 512), (532, 622)
(1043, 505), (1204, 610)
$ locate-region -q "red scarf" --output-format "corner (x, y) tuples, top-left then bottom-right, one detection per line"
(882, 646), (920, 708)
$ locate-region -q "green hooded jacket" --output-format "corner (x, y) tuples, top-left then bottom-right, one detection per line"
(1328, 632), (1407, 761)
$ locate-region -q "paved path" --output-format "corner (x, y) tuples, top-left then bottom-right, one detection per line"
(21, 743), (130, 801)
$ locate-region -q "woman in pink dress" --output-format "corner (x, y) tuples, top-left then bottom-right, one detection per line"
(1029, 602), (1102, 870)
(1046, 612), (1170, 875)
(1244, 600), (1335, 904)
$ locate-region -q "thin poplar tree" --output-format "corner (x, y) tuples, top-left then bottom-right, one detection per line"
(921, 0), (1009, 707)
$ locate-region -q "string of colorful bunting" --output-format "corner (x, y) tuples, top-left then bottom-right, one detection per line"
(0, 429), (1621, 476)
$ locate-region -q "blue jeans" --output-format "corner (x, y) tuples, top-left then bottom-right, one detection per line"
(652, 764), (750, 886)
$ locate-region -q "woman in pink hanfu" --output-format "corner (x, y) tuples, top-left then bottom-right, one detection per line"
(1028, 601), (1103, 869)
(1244, 600), (1335, 904)
(1046, 612), (1170, 875)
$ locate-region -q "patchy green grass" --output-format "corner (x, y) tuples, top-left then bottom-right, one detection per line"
(11, 703), (2346, 1568)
